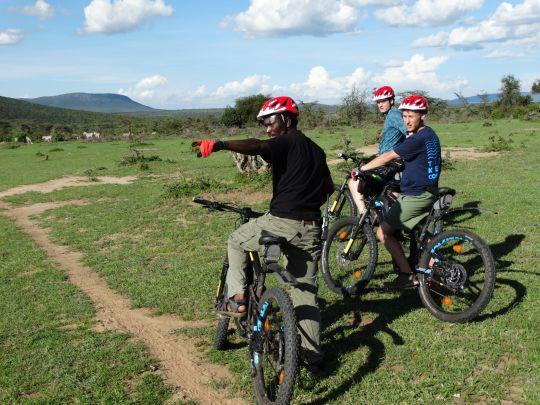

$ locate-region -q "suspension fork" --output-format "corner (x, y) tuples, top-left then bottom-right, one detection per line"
(215, 256), (229, 301)
(329, 177), (350, 216)
(342, 209), (370, 255)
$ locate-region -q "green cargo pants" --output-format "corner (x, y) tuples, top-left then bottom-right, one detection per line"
(226, 213), (323, 363)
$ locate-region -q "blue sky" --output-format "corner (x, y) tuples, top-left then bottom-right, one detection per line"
(0, 0), (538, 109)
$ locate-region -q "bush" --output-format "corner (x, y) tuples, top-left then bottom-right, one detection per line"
(163, 177), (230, 199)
(491, 108), (504, 120)
(483, 136), (514, 152)
(482, 121), (493, 127)
(119, 148), (162, 166)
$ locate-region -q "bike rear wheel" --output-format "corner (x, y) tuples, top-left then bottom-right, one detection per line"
(251, 287), (299, 405)
(417, 229), (496, 323)
(321, 217), (378, 296)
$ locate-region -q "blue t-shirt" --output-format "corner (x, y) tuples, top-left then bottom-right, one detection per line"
(394, 126), (441, 196)
(379, 107), (407, 154)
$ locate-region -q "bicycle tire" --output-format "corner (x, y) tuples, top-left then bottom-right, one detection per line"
(321, 216), (378, 296)
(417, 229), (496, 323)
(252, 287), (299, 405)
(213, 315), (230, 350)
(328, 184), (357, 221)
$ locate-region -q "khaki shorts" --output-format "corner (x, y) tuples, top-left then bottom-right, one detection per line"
(384, 191), (436, 231)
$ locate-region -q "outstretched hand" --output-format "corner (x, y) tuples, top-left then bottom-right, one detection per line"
(192, 139), (216, 158)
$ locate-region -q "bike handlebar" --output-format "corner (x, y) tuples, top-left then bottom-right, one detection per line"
(337, 151), (375, 165)
(193, 197), (264, 218)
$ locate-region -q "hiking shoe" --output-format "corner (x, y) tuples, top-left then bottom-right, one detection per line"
(384, 273), (418, 289)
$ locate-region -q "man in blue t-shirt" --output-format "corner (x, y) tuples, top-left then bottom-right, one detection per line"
(359, 95), (441, 288)
(349, 85), (407, 213)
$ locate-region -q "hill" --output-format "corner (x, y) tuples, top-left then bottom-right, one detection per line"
(447, 92), (540, 106)
(0, 95), (123, 123)
(24, 93), (156, 113)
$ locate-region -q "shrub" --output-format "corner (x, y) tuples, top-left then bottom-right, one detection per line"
(483, 136), (514, 152)
(491, 108), (504, 120)
(49, 148), (64, 152)
(482, 121), (493, 127)
(163, 177), (230, 199)
(119, 148), (162, 166)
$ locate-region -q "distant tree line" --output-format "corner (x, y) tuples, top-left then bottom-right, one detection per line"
(1, 74), (538, 143)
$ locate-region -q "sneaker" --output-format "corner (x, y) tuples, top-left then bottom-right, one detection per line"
(384, 273), (418, 289)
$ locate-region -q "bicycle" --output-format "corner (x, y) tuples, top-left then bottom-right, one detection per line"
(321, 171), (496, 323)
(321, 160), (404, 296)
(193, 197), (300, 404)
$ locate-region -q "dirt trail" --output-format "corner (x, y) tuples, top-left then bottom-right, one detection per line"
(0, 175), (137, 198)
(0, 182), (246, 404)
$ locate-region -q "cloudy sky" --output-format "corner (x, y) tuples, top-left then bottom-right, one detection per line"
(0, 0), (538, 109)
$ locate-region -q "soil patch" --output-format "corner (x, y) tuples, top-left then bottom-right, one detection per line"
(0, 175), (137, 198)
(203, 190), (272, 205)
(0, 198), (244, 405)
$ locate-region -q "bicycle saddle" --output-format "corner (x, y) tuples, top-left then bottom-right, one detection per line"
(259, 230), (288, 245)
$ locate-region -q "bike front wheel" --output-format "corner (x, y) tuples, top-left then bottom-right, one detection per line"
(417, 229), (496, 323)
(327, 184), (357, 222)
(251, 287), (299, 405)
(321, 216), (378, 296)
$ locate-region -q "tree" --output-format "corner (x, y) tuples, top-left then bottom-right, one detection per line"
(298, 101), (325, 129)
(477, 91), (491, 119)
(497, 74), (531, 111)
(234, 94), (269, 126)
(532, 79), (540, 94)
(338, 85), (369, 127)
(220, 106), (243, 127)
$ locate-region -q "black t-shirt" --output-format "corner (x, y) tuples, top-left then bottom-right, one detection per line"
(265, 129), (332, 221)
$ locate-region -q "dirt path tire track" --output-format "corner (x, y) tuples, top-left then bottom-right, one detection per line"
(0, 180), (247, 405)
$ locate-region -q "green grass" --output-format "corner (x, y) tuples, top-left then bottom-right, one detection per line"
(0, 119), (539, 403)
(0, 215), (172, 403)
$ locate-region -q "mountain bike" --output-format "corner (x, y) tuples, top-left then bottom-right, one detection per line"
(321, 171), (496, 323)
(193, 197), (299, 404)
(321, 160), (403, 296)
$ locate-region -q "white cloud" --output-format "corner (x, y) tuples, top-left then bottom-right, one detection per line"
(228, 0), (359, 37)
(374, 0), (483, 27)
(373, 54), (467, 94)
(484, 49), (525, 59)
(214, 75), (270, 98)
(412, 32), (448, 48)
(0, 29), (24, 45)
(22, 0), (55, 19)
(289, 66), (370, 101)
(82, 0), (173, 35)
(118, 74), (167, 100)
(414, 0), (540, 49)
(120, 56), (464, 108)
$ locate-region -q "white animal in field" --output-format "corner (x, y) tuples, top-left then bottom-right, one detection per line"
(24, 136), (33, 144)
(42, 135), (52, 142)
(82, 131), (101, 141)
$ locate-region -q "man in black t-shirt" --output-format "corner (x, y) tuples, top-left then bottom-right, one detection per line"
(193, 96), (333, 370)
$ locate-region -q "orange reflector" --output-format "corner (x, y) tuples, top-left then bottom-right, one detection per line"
(442, 297), (453, 307)
(278, 370), (284, 385)
(338, 231), (348, 240)
(354, 271), (362, 279)
(263, 318), (270, 333)
(453, 244), (463, 253)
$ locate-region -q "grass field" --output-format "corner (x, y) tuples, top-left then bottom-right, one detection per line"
(1, 119), (539, 403)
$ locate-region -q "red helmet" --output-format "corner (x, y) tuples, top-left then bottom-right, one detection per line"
(372, 86), (395, 101)
(398, 95), (429, 112)
(257, 96), (300, 120)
